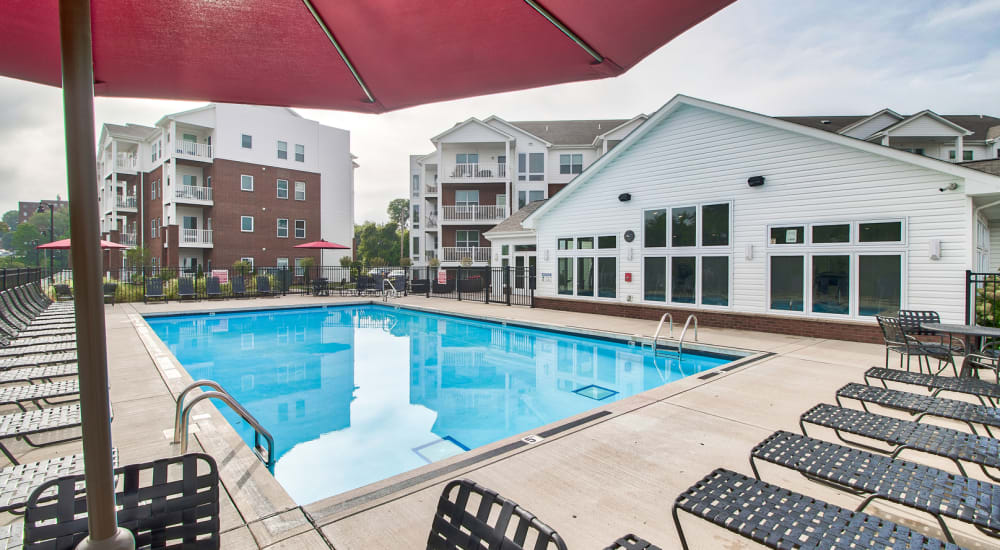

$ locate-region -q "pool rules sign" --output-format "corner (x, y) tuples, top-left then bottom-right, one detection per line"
(437, 269), (448, 285)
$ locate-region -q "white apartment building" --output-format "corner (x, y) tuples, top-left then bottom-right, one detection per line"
(97, 103), (355, 271)
(407, 115), (647, 268)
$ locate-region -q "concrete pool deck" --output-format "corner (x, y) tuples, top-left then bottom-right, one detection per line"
(3, 294), (996, 549)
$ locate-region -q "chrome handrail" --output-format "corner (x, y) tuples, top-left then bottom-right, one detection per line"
(173, 380), (274, 470)
(650, 313), (673, 356)
(678, 315), (698, 358)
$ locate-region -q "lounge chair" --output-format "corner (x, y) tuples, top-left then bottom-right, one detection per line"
(0, 364), (78, 385)
(19, 285), (72, 314)
(0, 306), (74, 336)
(427, 479), (568, 550)
(0, 380), (79, 412)
(0, 351), (77, 370)
(22, 453), (219, 549)
(144, 277), (166, 303)
(231, 276), (247, 298)
(1, 293), (73, 327)
(392, 275), (407, 295)
(0, 402), (95, 465)
(801, 403), (1000, 482)
(52, 285), (73, 302)
(0, 340), (76, 358)
(256, 275), (277, 297)
(0, 323), (75, 347)
(355, 275), (372, 296)
(864, 366), (1000, 406)
(205, 276), (223, 299)
(0, 449), (118, 514)
(672, 468), (957, 550)
(177, 277), (197, 301)
(750, 430), (1000, 542)
(876, 315), (956, 375)
(837, 382), (1000, 437)
(103, 282), (117, 306)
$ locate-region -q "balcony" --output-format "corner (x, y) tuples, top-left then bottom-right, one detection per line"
(179, 228), (213, 248)
(116, 195), (137, 211)
(115, 154), (138, 174)
(442, 246), (490, 263)
(174, 140), (213, 162)
(441, 204), (506, 223)
(425, 250), (438, 261)
(175, 185), (213, 204)
(425, 183), (438, 194)
(119, 232), (137, 247)
(443, 162), (507, 182)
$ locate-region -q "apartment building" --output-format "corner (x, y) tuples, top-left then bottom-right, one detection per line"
(18, 198), (68, 224)
(407, 115), (646, 268)
(97, 104), (355, 272)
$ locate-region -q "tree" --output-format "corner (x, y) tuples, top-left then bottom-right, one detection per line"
(339, 255), (353, 267)
(387, 198), (410, 263)
(125, 247), (153, 268)
(355, 221), (409, 265)
(1, 210), (18, 232)
(10, 223), (42, 263)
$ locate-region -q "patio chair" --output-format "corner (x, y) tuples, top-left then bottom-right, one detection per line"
(392, 275), (407, 295)
(965, 342), (1000, 383)
(22, 453), (219, 549)
(373, 274), (385, 295)
(177, 277), (197, 301)
(876, 315), (956, 375)
(144, 277), (167, 304)
(355, 275), (371, 296)
(672, 468), (958, 550)
(0, 449), (118, 515)
(750, 430), (1000, 542)
(52, 285), (73, 302)
(0, 351), (77, 370)
(864, 366), (1000, 406)
(256, 275), (277, 297)
(426, 479), (568, 550)
(800, 403), (1000, 482)
(899, 310), (965, 353)
(103, 282), (117, 306)
(411, 279), (429, 294)
(231, 276), (247, 298)
(0, 380), (79, 412)
(0, 364), (78, 385)
(836, 382), (1000, 438)
(311, 278), (329, 296)
(0, 402), (94, 465)
(205, 276), (223, 300)
(603, 535), (662, 550)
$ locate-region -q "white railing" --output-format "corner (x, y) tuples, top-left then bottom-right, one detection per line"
(116, 154), (137, 171)
(449, 162), (507, 179)
(180, 229), (213, 246)
(116, 195), (137, 209)
(119, 232), (137, 247)
(175, 185), (213, 202)
(425, 250), (438, 261)
(425, 184), (438, 194)
(174, 140), (213, 159)
(442, 247), (490, 263)
(442, 204), (506, 222)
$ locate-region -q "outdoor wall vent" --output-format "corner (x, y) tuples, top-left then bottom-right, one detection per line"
(747, 176), (765, 187)
(618, 193), (632, 202)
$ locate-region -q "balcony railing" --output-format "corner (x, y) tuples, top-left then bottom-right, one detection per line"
(425, 184), (438, 194)
(174, 140), (213, 160)
(119, 232), (137, 247)
(116, 195), (137, 209)
(441, 204), (506, 222)
(116, 154), (137, 172)
(175, 185), (213, 202)
(180, 229), (213, 246)
(425, 250), (438, 261)
(442, 246), (490, 263)
(448, 162), (507, 180)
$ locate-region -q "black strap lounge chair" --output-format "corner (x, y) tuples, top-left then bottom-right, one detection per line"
(0, 340), (76, 357)
(0, 380), (79, 412)
(16, 289), (73, 320)
(52, 285), (73, 302)
(864, 366), (1000, 406)
(144, 277), (166, 303)
(801, 403), (1000, 482)
(0, 449), (118, 515)
(204, 276), (222, 299)
(0, 403), (94, 465)
(603, 535), (662, 550)
(750, 430), (1000, 542)
(672, 468), (961, 550)
(256, 275), (277, 297)
(0, 351), (77, 369)
(354, 275), (371, 296)
(177, 277), (197, 301)
(427, 479), (568, 550)
(0, 325), (75, 347)
(231, 276), (247, 298)
(837, 382), (1000, 438)
(877, 315), (957, 375)
(0, 311), (73, 337)
(25, 285), (72, 312)
(0, 364), (78, 385)
(102, 282), (117, 306)
(22, 453), (219, 550)
(1, 294), (73, 327)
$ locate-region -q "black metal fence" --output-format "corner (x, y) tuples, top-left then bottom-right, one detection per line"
(11, 265), (535, 306)
(967, 270), (1000, 326)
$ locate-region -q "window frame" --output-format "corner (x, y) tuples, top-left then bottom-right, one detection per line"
(276, 218), (289, 238)
(553, 233), (619, 301)
(276, 179), (289, 199)
(241, 134), (252, 149)
(559, 153), (584, 174)
(455, 230), (480, 248)
(240, 216), (254, 233)
(766, 218), (906, 248)
(642, 201), (733, 251)
(240, 174), (254, 192)
(294, 181), (306, 201)
(277, 140), (288, 160)
(294, 219), (306, 239)
(294, 144), (305, 162)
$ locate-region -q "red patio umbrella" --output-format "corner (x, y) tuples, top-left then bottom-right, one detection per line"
(293, 239), (351, 249)
(0, 1), (735, 547)
(36, 238), (128, 250)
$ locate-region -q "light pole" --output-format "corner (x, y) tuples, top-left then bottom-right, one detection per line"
(37, 203), (55, 276)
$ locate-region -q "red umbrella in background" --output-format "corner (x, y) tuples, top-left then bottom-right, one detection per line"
(0, 1), (735, 546)
(293, 240), (351, 249)
(36, 238), (128, 250)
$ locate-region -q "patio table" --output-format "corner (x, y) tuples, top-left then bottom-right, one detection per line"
(921, 322), (1000, 377)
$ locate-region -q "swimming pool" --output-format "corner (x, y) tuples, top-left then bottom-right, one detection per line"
(146, 305), (736, 505)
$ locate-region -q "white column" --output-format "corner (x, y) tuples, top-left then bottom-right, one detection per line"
(955, 135), (964, 162)
(881, 134), (890, 146)
(504, 140), (511, 217)
(111, 140), (118, 234)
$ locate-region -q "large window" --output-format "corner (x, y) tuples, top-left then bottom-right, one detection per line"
(597, 257), (616, 298)
(671, 257), (696, 303)
(240, 174), (253, 192)
(556, 234), (618, 299)
(812, 255), (850, 315)
(276, 179), (288, 199)
(277, 218), (288, 238)
(702, 256), (729, 306)
(241, 216), (254, 232)
(413, 204), (420, 229)
(643, 257), (666, 302)
(671, 207), (696, 247)
(277, 140), (287, 159)
(858, 255), (901, 316)
(518, 153), (545, 181)
(182, 174), (197, 187)
(557, 258), (573, 295)
(770, 256), (804, 311)
(702, 203), (729, 246)
(858, 221), (902, 243)
(576, 257), (594, 297)
(294, 220), (306, 239)
(644, 209), (667, 247)
(456, 230), (479, 248)
(518, 189), (545, 208)
(559, 154), (583, 174)
(455, 190), (479, 207)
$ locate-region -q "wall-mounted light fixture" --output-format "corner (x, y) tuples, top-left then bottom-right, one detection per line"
(618, 193), (632, 202)
(544, 249), (550, 261)
(747, 176), (765, 187)
(744, 244), (753, 260)
(929, 239), (941, 260)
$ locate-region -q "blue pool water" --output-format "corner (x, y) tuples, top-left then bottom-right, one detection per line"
(146, 305), (734, 504)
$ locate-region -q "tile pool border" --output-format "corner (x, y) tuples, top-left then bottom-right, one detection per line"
(133, 299), (770, 524)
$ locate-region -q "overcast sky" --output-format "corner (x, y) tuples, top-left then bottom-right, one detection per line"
(1, 0), (998, 224)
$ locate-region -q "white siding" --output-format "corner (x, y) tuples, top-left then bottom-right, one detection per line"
(840, 112), (901, 139)
(547, 148), (599, 185)
(533, 104), (972, 323)
(888, 114), (964, 137)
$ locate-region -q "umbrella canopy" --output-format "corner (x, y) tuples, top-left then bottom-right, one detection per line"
(36, 238), (129, 250)
(293, 239), (351, 249)
(2, 0), (734, 113)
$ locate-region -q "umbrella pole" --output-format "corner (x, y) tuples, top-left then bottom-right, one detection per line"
(58, 1), (134, 548)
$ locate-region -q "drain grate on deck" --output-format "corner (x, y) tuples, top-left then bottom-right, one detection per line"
(573, 384), (618, 401)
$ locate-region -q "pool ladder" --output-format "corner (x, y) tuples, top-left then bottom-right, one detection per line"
(382, 279), (402, 301)
(647, 313), (698, 358)
(174, 380), (275, 471)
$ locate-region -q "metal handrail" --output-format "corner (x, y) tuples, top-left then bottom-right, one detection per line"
(678, 315), (698, 358)
(173, 380), (274, 470)
(650, 313), (673, 356)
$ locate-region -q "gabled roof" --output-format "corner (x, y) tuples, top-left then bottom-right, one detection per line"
(507, 119), (633, 146)
(484, 200), (547, 236)
(429, 117), (515, 143)
(868, 110), (973, 138)
(591, 114), (648, 145)
(524, 95), (1000, 229)
(482, 115), (551, 146)
(104, 123), (157, 140)
(834, 108), (902, 136)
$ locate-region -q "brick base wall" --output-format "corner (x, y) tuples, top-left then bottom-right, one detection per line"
(533, 297), (884, 344)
